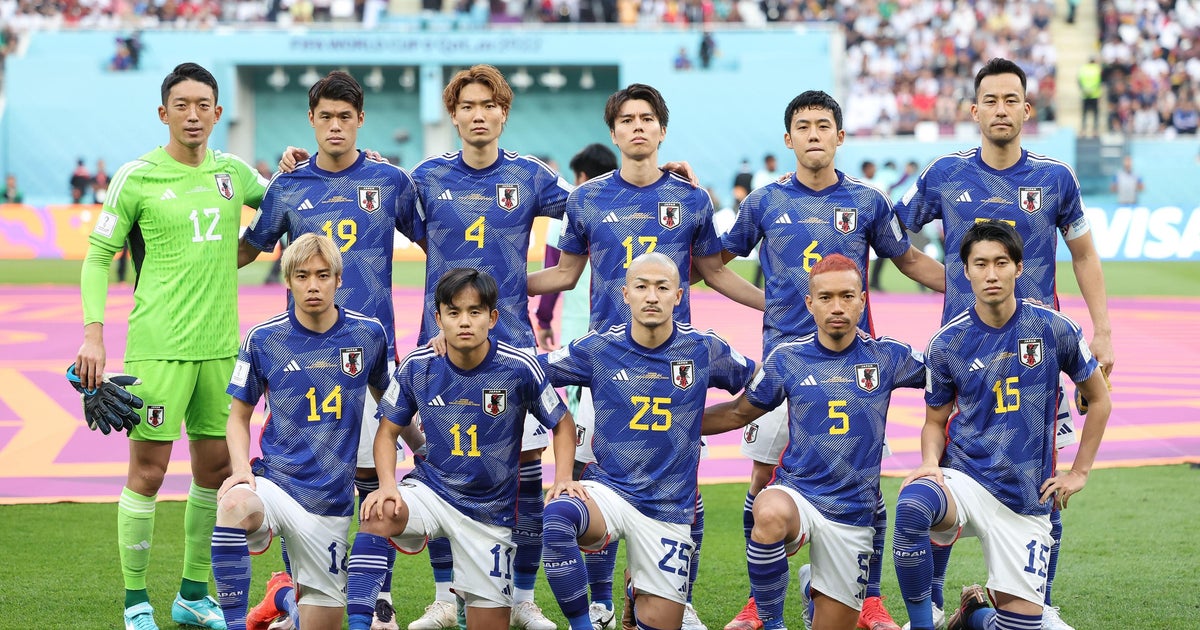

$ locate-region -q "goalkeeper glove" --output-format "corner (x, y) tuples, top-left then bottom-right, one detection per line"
(66, 364), (145, 435)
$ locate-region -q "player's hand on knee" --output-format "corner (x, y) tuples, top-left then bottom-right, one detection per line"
(901, 463), (943, 489)
(218, 470), (256, 500)
(544, 480), (589, 504)
(363, 487), (403, 521)
(278, 146), (310, 173)
(67, 364), (145, 435)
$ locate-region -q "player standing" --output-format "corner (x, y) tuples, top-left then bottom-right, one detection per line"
(721, 90), (944, 630)
(893, 58), (1114, 630)
(891, 221), (1110, 630)
(211, 233), (400, 630)
(237, 71), (424, 630)
(75, 62), (268, 630)
(704, 253), (927, 630)
(343, 268), (582, 630)
(404, 64), (573, 630)
(538, 252), (758, 630)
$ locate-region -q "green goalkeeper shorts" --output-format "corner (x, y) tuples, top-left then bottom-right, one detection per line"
(123, 357), (235, 442)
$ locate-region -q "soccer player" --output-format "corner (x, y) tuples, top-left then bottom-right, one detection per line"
(703, 253), (927, 630)
(237, 71), (424, 630)
(403, 64), (575, 630)
(538, 252), (757, 630)
(74, 62), (268, 630)
(891, 220), (1110, 630)
(210, 233), (399, 630)
(529, 83), (763, 630)
(342, 268), (582, 630)
(720, 90), (944, 630)
(893, 58), (1114, 630)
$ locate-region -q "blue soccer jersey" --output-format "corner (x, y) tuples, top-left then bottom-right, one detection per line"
(722, 172), (911, 352)
(925, 302), (1098, 515)
(894, 149), (1089, 324)
(378, 340), (567, 527)
(745, 334), (925, 526)
(538, 323), (756, 524)
(228, 307), (391, 517)
(243, 152), (422, 356)
(558, 171), (724, 333)
(410, 149), (571, 346)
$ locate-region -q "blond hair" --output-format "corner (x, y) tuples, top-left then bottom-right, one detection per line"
(282, 233), (343, 279)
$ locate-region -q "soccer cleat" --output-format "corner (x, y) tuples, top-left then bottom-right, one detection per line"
(682, 602), (708, 630)
(373, 598), (401, 630)
(723, 596), (764, 630)
(407, 600), (457, 630)
(946, 585), (989, 630)
(622, 572), (637, 630)
(171, 594), (228, 629)
(799, 563), (813, 630)
(124, 602), (159, 630)
(1040, 606), (1076, 630)
(589, 602), (617, 630)
(901, 605), (945, 630)
(858, 595), (902, 630)
(267, 615), (295, 630)
(510, 600), (557, 630)
(247, 571), (295, 630)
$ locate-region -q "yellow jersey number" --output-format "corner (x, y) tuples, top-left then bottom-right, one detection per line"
(629, 396), (672, 431)
(304, 386), (343, 422)
(993, 376), (1020, 413)
(321, 219), (358, 252)
(622, 236), (658, 268)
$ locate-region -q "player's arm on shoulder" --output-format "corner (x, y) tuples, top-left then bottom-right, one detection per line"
(528, 250), (587, 295)
(702, 392), (767, 435)
(277, 146), (310, 173)
(890, 244), (946, 293)
(1064, 232), (1114, 375)
(693, 252), (765, 311)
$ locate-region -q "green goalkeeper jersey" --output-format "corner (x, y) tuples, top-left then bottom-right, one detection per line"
(84, 147), (267, 361)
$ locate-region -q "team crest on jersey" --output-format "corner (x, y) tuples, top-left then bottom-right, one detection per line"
(341, 347), (364, 377)
(855, 363), (880, 392)
(496, 184), (519, 211)
(834, 208), (858, 234)
(658, 202), (682, 230)
(214, 173), (234, 200)
(358, 186), (381, 213)
(575, 425), (587, 447)
(671, 359), (695, 390)
(743, 422), (759, 444)
(1019, 338), (1044, 368)
(1019, 187), (1043, 214)
(147, 405), (165, 428)
(484, 389), (507, 416)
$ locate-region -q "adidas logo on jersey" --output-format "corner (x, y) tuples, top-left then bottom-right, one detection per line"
(968, 358), (986, 372)
(438, 190), (453, 200)
(956, 191), (973, 203)
(159, 188), (176, 200)
(298, 199), (314, 211)
(428, 396), (446, 407)
(612, 369), (630, 381)
(283, 360), (301, 372)
(602, 212), (620, 223)
(799, 375), (817, 386)
(774, 213), (793, 224)
(532, 424), (547, 436)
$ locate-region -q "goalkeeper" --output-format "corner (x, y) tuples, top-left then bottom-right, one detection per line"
(73, 62), (267, 630)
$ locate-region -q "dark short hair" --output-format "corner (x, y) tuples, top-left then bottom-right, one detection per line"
(309, 70), (364, 113)
(974, 57), (1027, 98)
(161, 62), (218, 105)
(568, 143), (618, 180)
(784, 90), (843, 132)
(434, 268), (498, 312)
(604, 83), (669, 130)
(960, 220), (1024, 264)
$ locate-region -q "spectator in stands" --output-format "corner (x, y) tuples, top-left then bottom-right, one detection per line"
(1172, 94), (1199, 135)
(1111, 155), (1144, 207)
(751, 153), (780, 189)
(1, 173), (22, 203)
(1079, 56), (1103, 136)
(92, 159), (110, 204)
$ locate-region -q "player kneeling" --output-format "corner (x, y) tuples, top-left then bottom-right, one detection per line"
(210, 234), (410, 630)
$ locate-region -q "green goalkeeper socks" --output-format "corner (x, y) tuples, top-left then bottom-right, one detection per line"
(181, 482), (218, 597)
(118, 487), (156, 600)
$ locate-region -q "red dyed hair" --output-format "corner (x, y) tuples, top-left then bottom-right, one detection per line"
(809, 253), (862, 284)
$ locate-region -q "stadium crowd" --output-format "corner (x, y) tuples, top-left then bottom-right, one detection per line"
(1097, 0), (1200, 136)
